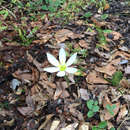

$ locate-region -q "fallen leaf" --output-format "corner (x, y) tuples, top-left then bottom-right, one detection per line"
(38, 114), (54, 130)
(55, 29), (74, 43)
(17, 107), (34, 116)
(125, 66), (130, 74)
(61, 123), (78, 130)
(91, 17), (106, 27)
(116, 104), (128, 122)
(95, 58), (121, 76)
(111, 51), (130, 60)
(50, 120), (60, 130)
(55, 29), (81, 43)
(112, 31), (122, 40)
(120, 79), (130, 88)
(78, 40), (89, 49)
(102, 94), (112, 108)
(36, 33), (52, 44)
(68, 103), (84, 121)
(79, 122), (89, 130)
(107, 121), (114, 130)
(123, 95), (130, 102)
(54, 85), (62, 100)
(86, 71), (108, 84)
(79, 88), (90, 100)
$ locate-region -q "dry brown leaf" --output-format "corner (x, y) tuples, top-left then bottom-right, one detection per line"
(54, 86), (62, 100)
(120, 79), (130, 88)
(13, 70), (32, 81)
(32, 92), (49, 106)
(17, 107), (34, 116)
(123, 95), (130, 102)
(116, 104), (128, 122)
(78, 40), (89, 49)
(68, 103), (84, 121)
(55, 29), (74, 43)
(79, 122), (89, 130)
(125, 66), (130, 74)
(38, 114), (54, 130)
(107, 121), (114, 130)
(112, 31), (122, 40)
(61, 123), (78, 130)
(2, 119), (15, 127)
(60, 90), (70, 98)
(112, 51), (130, 60)
(36, 33), (52, 44)
(26, 94), (34, 108)
(55, 29), (82, 43)
(43, 80), (56, 89)
(95, 58), (121, 76)
(91, 17), (106, 27)
(86, 71), (108, 84)
(102, 94), (112, 108)
(50, 120), (60, 130)
(79, 88), (90, 101)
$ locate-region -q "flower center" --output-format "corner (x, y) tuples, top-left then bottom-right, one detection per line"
(59, 64), (66, 71)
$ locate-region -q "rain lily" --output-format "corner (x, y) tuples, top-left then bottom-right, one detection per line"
(44, 48), (77, 77)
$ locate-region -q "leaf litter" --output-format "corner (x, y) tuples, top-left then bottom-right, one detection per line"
(0, 0), (130, 129)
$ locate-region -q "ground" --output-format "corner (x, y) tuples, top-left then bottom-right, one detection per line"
(0, 0), (130, 130)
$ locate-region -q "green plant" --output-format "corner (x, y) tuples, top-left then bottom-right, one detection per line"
(92, 121), (107, 130)
(0, 21), (7, 32)
(42, 0), (65, 12)
(88, 0), (108, 12)
(106, 104), (116, 115)
(96, 27), (107, 46)
(101, 14), (108, 20)
(14, 25), (38, 46)
(83, 12), (92, 18)
(110, 127), (115, 130)
(0, 101), (9, 110)
(87, 99), (99, 118)
(0, 9), (9, 19)
(111, 71), (123, 86)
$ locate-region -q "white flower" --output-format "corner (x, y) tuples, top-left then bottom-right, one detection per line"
(44, 48), (77, 77)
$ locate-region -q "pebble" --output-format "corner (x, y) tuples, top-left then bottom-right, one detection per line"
(107, 33), (114, 39)
(10, 79), (21, 90)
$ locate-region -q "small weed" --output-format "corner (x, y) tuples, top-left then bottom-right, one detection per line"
(0, 9), (9, 19)
(83, 12), (92, 18)
(14, 25), (38, 46)
(0, 21), (7, 32)
(101, 14), (108, 20)
(42, 0), (65, 12)
(96, 27), (107, 46)
(68, 46), (87, 58)
(0, 101), (9, 110)
(106, 104), (116, 115)
(111, 71), (123, 86)
(88, 0), (109, 12)
(92, 121), (107, 130)
(86, 99), (99, 118)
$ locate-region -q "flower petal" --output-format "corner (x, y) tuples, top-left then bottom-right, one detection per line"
(65, 67), (77, 74)
(57, 71), (65, 77)
(43, 67), (59, 73)
(66, 53), (77, 67)
(47, 53), (60, 66)
(59, 48), (66, 64)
